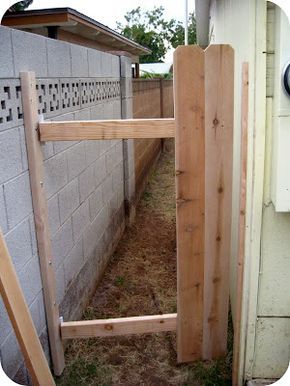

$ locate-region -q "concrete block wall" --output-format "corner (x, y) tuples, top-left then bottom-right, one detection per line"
(0, 25), (131, 383)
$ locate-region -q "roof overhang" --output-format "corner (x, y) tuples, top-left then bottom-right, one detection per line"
(1, 7), (151, 57)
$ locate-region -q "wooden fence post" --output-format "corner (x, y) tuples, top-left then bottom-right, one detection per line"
(174, 45), (205, 363)
(20, 72), (65, 375)
(203, 45), (234, 359)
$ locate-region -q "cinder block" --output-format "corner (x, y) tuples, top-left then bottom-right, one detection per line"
(112, 162), (124, 190)
(12, 29), (48, 77)
(1, 331), (24, 380)
(115, 141), (123, 164)
(52, 112), (76, 154)
(0, 128), (23, 184)
(5, 218), (33, 272)
(41, 142), (54, 161)
(37, 295), (47, 334)
(120, 56), (132, 78)
(105, 147), (116, 173)
(4, 171), (33, 229)
(79, 163), (95, 203)
(0, 298), (12, 346)
(102, 174), (114, 203)
(55, 264), (65, 305)
(83, 205), (108, 259)
(72, 199), (90, 242)
(19, 126), (28, 171)
(88, 48), (102, 77)
(18, 256), (42, 306)
(44, 151), (68, 199)
(95, 155), (106, 187)
(99, 140), (111, 155)
(70, 44), (89, 77)
(111, 55), (120, 77)
(85, 140), (100, 166)
(29, 215), (38, 256)
(101, 52), (113, 78)
(64, 240), (84, 288)
(90, 104), (104, 120)
(58, 178), (80, 225)
(47, 39), (72, 77)
(28, 294), (46, 335)
(89, 185), (103, 222)
(120, 78), (133, 99)
(121, 97), (133, 118)
(47, 193), (60, 236)
(103, 102), (114, 119)
(74, 108), (91, 120)
(52, 218), (74, 268)
(0, 26), (14, 77)
(109, 191), (119, 215)
(0, 185), (8, 234)
(113, 100), (122, 118)
(67, 142), (86, 181)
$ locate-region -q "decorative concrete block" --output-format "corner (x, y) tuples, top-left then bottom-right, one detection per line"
(64, 240), (84, 288)
(67, 142), (86, 181)
(88, 48), (102, 77)
(47, 193), (60, 236)
(47, 39), (72, 77)
(0, 128), (23, 184)
(72, 199), (90, 242)
(18, 256), (42, 306)
(0, 185), (8, 234)
(52, 218), (74, 268)
(5, 218), (33, 272)
(79, 163), (95, 203)
(85, 140), (100, 166)
(70, 44), (89, 77)
(0, 26), (14, 77)
(89, 185), (103, 222)
(44, 151), (68, 199)
(12, 29), (48, 77)
(4, 172), (33, 229)
(58, 178), (80, 225)
(0, 79), (23, 132)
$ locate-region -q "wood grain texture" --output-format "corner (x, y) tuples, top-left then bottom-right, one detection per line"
(61, 314), (177, 339)
(0, 231), (55, 386)
(203, 45), (234, 359)
(39, 118), (175, 141)
(20, 72), (65, 375)
(232, 62), (249, 385)
(174, 45), (205, 363)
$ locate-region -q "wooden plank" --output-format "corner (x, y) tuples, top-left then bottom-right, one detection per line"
(232, 62), (249, 386)
(0, 231), (55, 386)
(20, 72), (65, 376)
(39, 118), (175, 141)
(173, 45), (205, 363)
(61, 314), (177, 339)
(203, 44), (234, 359)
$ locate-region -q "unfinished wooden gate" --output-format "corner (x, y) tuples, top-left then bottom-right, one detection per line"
(10, 44), (234, 376)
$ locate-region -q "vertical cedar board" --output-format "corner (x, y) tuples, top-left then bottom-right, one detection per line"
(232, 62), (249, 385)
(20, 72), (65, 375)
(203, 45), (234, 359)
(0, 231), (55, 386)
(174, 45), (205, 363)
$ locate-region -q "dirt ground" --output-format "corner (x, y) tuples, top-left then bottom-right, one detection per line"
(56, 139), (232, 386)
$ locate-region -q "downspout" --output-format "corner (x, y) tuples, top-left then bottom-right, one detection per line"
(195, 0), (211, 48)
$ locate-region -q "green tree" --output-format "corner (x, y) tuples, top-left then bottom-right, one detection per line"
(5, 0), (33, 14)
(117, 6), (196, 63)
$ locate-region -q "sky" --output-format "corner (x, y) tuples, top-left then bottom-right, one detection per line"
(1, 0), (195, 63)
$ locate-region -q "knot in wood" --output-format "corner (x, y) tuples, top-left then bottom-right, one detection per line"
(213, 118), (219, 126)
(105, 324), (113, 331)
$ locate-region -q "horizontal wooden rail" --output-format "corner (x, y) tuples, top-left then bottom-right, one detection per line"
(61, 313), (177, 339)
(39, 118), (175, 141)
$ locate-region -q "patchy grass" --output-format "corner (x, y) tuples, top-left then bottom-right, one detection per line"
(56, 139), (232, 386)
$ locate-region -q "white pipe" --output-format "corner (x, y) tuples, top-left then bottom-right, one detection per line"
(184, 0), (188, 45)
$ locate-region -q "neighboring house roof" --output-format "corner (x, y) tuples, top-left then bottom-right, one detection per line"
(1, 7), (151, 59)
(140, 63), (172, 75)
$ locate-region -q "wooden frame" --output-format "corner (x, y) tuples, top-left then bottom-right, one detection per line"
(16, 45), (234, 377)
(0, 231), (55, 386)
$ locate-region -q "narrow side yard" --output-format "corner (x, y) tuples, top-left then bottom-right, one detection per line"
(57, 139), (232, 386)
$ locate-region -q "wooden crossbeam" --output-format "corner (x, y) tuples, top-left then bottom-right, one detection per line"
(61, 313), (177, 339)
(39, 118), (175, 141)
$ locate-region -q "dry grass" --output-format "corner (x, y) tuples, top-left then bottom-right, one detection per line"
(56, 139), (232, 386)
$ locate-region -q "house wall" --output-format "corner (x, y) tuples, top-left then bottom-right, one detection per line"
(0, 25), (133, 383)
(209, 0), (290, 383)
